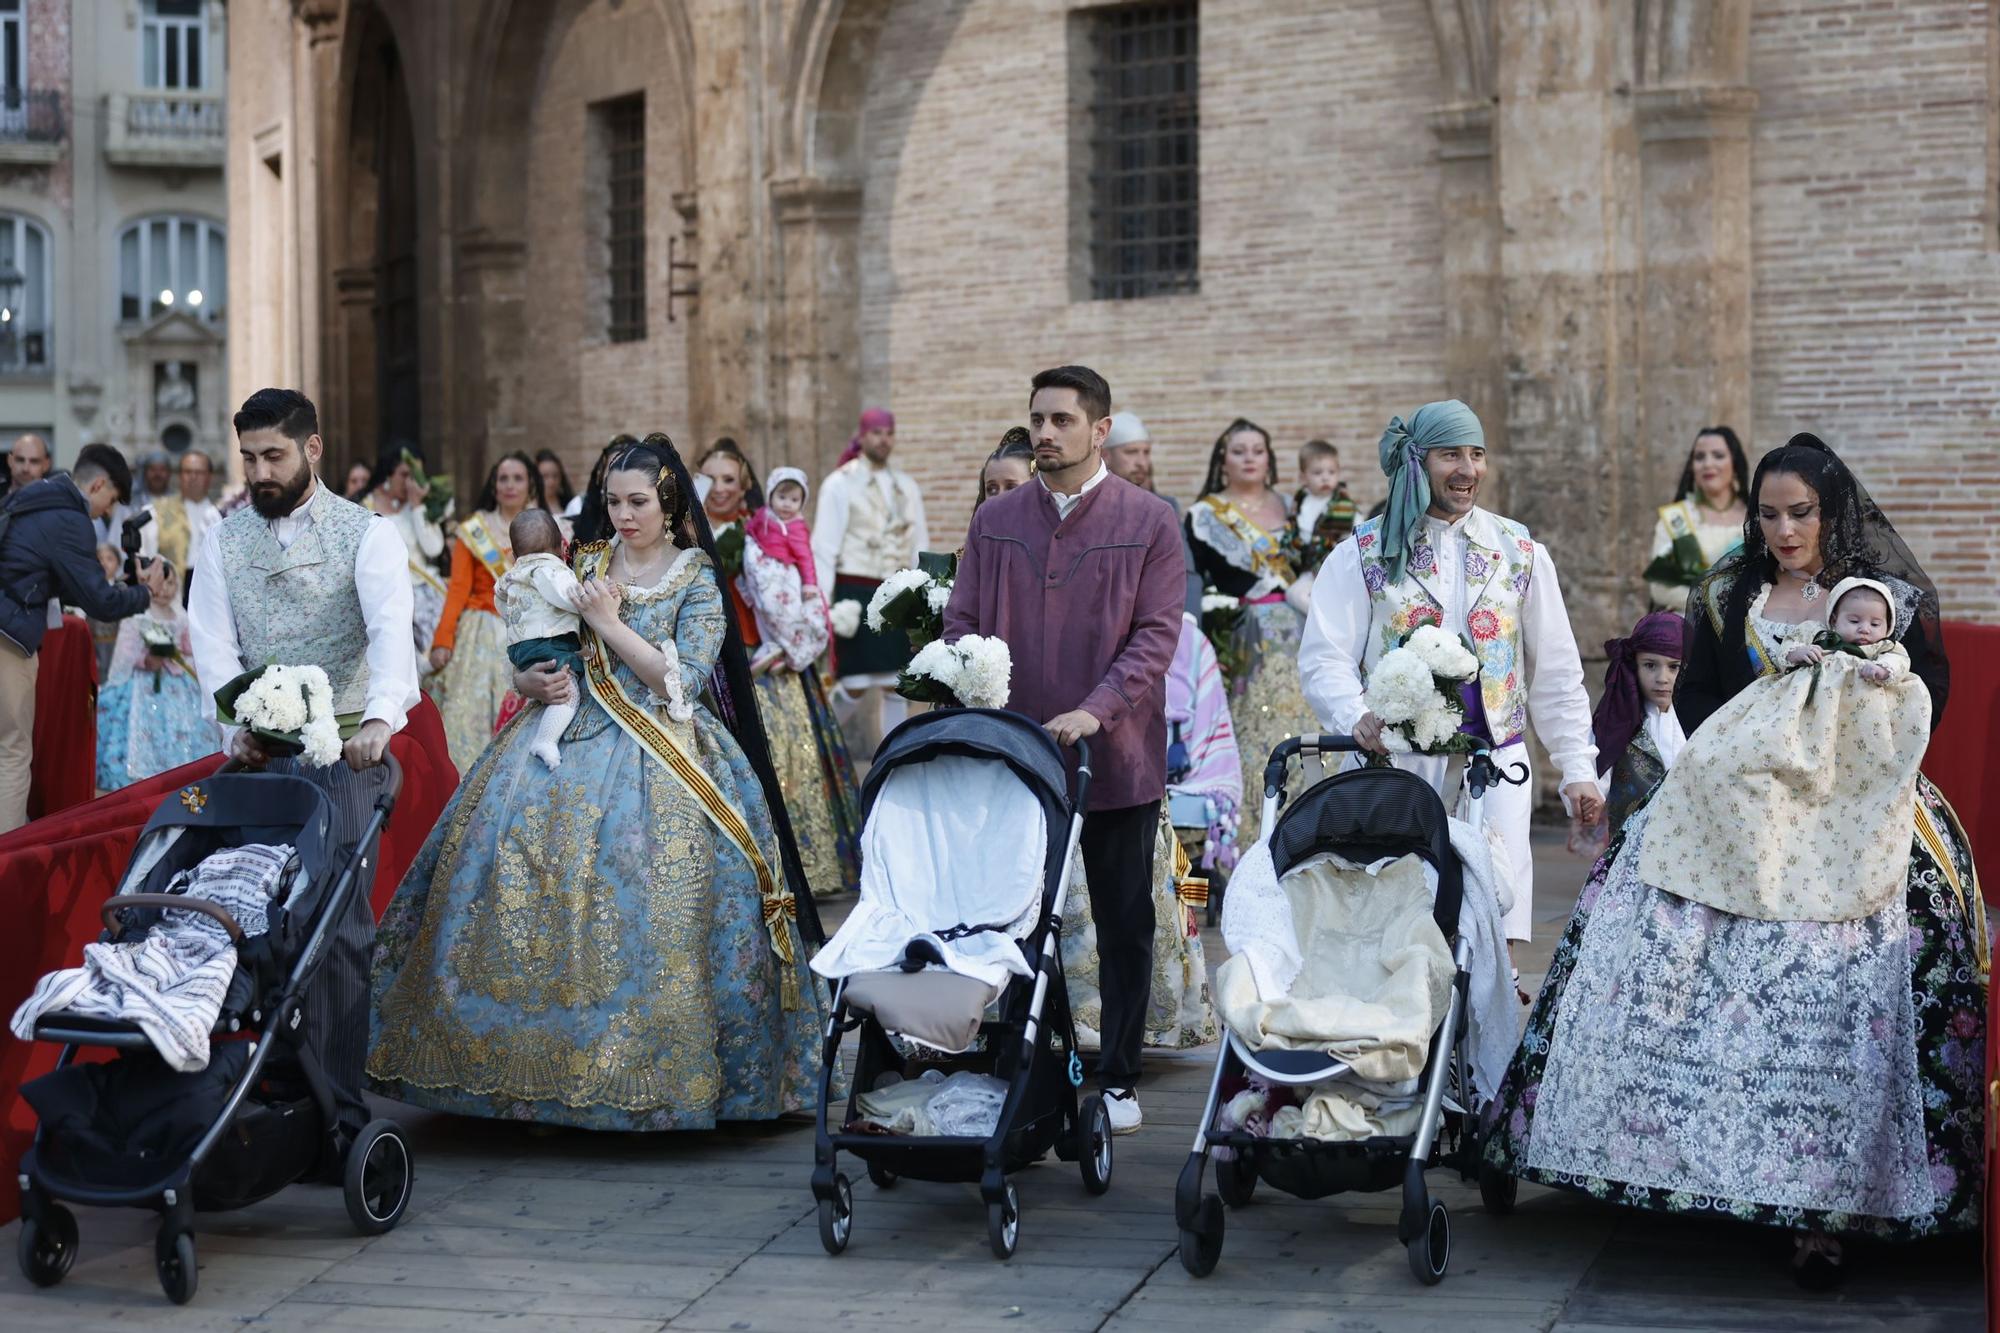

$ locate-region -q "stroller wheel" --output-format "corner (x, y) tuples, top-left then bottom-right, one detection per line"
(985, 1180), (1020, 1260)
(17, 1205), (78, 1287)
(1478, 1161), (1517, 1216)
(865, 1159), (898, 1190)
(1076, 1094), (1113, 1196)
(156, 1229), (198, 1305)
(817, 1173), (853, 1255)
(1215, 1151), (1257, 1208)
(345, 1119), (415, 1235)
(1176, 1195), (1224, 1277)
(1405, 1198), (1449, 1285)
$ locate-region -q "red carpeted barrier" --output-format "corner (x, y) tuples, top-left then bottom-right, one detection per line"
(26, 616), (99, 821)
(1923, 621), (1999, 902)
(0, 695), (456, 1223)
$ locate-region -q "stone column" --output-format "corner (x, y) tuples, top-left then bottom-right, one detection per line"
(298, 1), (342, 441)
(771, 173), (861, 477)
(1429, 103), (1506, 492)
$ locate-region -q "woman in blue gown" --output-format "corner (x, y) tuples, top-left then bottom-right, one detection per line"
(368, 437), (825, 1130)
(96, 605), (218, 790)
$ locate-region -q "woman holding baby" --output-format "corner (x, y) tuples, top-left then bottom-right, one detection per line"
(1486, 433), (1985, 1289)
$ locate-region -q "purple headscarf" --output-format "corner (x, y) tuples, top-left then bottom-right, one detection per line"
(835, 407), (896, 467)
(1593, 611), (1691, 777)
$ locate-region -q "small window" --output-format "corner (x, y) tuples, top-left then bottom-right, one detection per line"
(117, 215), (225, 323)
(1084, 2), (1199, 301)
(598, 95), (646, 343)
(0, 0), (22, 99)
(143, 0), (206, 92)
(0, 210), (50, 373)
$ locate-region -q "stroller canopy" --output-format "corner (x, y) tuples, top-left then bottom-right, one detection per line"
(1267, 767), (1462, 937)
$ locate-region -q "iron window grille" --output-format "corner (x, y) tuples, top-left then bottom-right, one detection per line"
(604, 95), (646, 343)
(1087, 2), (1198, 301)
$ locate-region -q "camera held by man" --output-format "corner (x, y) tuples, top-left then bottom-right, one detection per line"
(0, 443), (176, 833)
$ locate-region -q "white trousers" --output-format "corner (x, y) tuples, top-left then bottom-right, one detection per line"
(1349, 740), (1536, 941)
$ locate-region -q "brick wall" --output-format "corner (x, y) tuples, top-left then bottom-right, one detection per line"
(1749, 0), (2000, 622)
(853, 0), (1448, 545)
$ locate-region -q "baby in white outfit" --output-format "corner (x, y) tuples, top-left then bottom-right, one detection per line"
(495, 510), (584, 769)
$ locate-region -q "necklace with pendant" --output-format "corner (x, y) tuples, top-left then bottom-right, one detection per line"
(1787, 569), (1822, 603)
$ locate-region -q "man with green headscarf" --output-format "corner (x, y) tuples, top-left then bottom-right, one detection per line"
(1296, 400), (1600, 945)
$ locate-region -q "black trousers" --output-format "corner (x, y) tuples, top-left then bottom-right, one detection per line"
(269, 755), (386, 1142)
(1078, 799), (1158, 1090)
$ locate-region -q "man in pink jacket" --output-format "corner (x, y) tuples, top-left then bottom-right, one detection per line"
(943, 364), (1184, 1134)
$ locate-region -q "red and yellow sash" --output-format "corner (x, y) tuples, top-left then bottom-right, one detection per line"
(457, 512), (512, 584)
(578, 542), (800, 1007)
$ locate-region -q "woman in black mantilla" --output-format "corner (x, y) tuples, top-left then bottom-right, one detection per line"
(1484, 433), (1986, 1288)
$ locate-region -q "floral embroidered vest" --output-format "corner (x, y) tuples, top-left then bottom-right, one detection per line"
(1352, 509), (1536, 746)
(832, 459), (916, 581)
(215, 484), (375, 714)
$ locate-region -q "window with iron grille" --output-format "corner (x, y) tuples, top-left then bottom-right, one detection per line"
(1086, 2), (1198, 300)
(602, 95), (646, 343)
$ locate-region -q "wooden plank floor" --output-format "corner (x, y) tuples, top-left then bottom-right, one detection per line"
(0, 831), (1982, 1331)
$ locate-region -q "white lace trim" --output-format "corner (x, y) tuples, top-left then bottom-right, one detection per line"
(646, 637), (696, 722)
(1188, 501), (1285, 599)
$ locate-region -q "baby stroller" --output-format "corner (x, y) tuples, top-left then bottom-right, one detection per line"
(14, 757), (413, 1305)
(808, 708), (1111, 1259)
(1174, 735), (1520, 1284)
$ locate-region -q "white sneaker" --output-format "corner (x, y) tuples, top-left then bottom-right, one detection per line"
(1103, 1088), (1142, 1135)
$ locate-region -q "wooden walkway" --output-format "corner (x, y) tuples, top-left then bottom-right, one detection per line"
(0, 833), (1982, 1332)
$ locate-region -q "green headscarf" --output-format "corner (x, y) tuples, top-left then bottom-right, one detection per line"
(1376, 399), (1486, 585)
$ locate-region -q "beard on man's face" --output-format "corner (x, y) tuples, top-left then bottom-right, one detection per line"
(250, 455), (315, 518)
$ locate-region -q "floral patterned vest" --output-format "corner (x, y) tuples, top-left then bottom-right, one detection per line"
(831, 459), (917, 582)
(1352, 509), (1536, 746)
(215, 484), (375, 714)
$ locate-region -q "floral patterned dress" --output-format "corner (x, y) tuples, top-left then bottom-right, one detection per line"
(1485, 589), (1987, 1240)
(367, 544), (825, 1130)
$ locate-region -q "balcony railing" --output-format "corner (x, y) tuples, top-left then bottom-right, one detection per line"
(0, 326), (52, 377)
(0, 89), (64, 163)
(103, 92), (223, 169)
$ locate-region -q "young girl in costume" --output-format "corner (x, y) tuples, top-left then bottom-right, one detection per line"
(1590, 610), (1689, 841)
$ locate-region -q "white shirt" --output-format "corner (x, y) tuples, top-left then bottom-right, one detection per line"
(810, 460), (930, 594)
(1296, 508), (1600, 793)
(188, 482), (421, 736)
(1040, 459), (1108, 521)
(1645, 703), (1687, 771)
(496, 552), (583, 643)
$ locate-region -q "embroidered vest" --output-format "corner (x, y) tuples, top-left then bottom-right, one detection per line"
(832, 460), (916, 581)
(216, 484), (375, 714)
(1352, 510), (1536, 746)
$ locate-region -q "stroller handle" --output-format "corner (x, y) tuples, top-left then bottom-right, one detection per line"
(1068, 736), (1091, 808)
(1262, 733), (1358, 797)
(214, 750), (405, 811)
(101, 892), (245, 943)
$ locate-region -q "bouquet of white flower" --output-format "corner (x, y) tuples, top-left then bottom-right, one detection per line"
(897, 634), (1011, 709)
(1363, 624), (1482, 755)
(138, 619), (190, 693)
(215, 663), (346, 767)
(867, 552), (959, 652)
(829, 599), (863, 640)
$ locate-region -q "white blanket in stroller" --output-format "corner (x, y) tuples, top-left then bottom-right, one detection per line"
(811, 755), (1049, 988)
(1220, 817), (1518, 1105)
(9, 843), (294, 1072)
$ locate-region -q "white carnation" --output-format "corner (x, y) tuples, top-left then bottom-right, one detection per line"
(953, 634), (1011, 708)
(866, 567), (932, 632)
(1411, 703), (1462, 751)
(299, 717), (342, 768)
(905, 638), (962, 691)
(830, 599), (862, 639)
(1406, 624), (1479, 680)
(1200, 593), (1240, 613)
(1363, 648), (1436, 726)
(925, 582), (952, 614)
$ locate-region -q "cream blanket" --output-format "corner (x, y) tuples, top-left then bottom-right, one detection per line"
(1637, 643), (1930, 921)
(1216, 854), (1453, 1085)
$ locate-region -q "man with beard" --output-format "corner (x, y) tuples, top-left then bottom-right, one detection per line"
(1101, 411), (1202, 617)
(1295, 399), (1600, 951)
(188, 388), (416, 1163)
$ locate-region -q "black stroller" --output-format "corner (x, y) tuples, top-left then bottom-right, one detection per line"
(809, 709), (1112, 1259)
(15, 757), (413, 1305)
(1175, 735), (1521, 1284)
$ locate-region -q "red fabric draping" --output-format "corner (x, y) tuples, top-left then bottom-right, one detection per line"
(1923, 621), (1999, 901)
(0, 695), (456, 1223)
(27, 616), (98, 820)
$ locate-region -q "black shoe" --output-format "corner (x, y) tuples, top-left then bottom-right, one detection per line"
(1791, 1237), (1845, 1291)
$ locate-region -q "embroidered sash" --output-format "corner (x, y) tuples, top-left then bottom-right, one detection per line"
(578, 543), (801, 1008)
(457, 512), (512, 584)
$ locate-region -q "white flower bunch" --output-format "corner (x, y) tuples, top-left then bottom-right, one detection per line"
(925, 582), (953, 615)
(1363, 649), (1436, 726)
(830, 599), (863, 639)
(901, 634), (1011, 709)
(140, 620), (177, 653)
(1200, 593), (1240, 614)
(235, 664), (342, 767)
(866, 567), (933, 632)
(1405, 624), (1478, 681)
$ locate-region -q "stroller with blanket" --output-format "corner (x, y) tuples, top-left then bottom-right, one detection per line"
(1174, 735), (1521, 1284)
(12, 758), (412, 1305)
(807, 708), (1111, 1259)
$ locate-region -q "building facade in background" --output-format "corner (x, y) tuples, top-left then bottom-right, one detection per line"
(0, 0), (227, 470)
(225, 0), (2000, 646)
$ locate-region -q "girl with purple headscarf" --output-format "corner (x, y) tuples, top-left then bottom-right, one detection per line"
(1591, 610), (1689, 839)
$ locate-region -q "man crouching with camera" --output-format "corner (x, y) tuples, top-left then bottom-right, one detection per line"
(0, 443), (175, 832)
